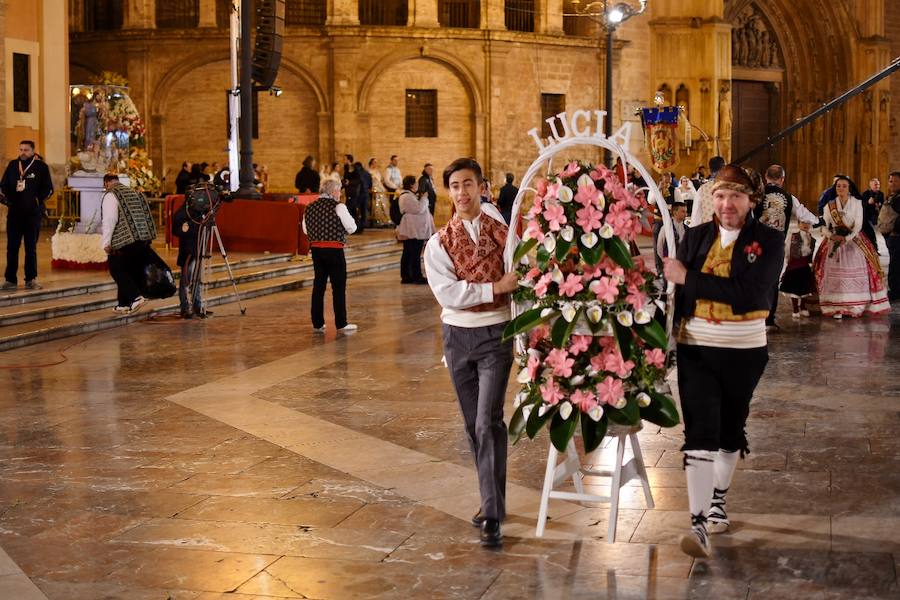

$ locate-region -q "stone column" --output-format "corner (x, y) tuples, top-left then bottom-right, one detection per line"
(409, 0), (439, 28)
(541, 0), (564, 34)
(41, 1), (69, 187)
(198, 0), (218, 27)
(483, 0), (506, 30)
(327, 0), (360, 25)
(124, 0), (155, 29)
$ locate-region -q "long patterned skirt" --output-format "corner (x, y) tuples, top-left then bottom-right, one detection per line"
(813, 236), (889, 317)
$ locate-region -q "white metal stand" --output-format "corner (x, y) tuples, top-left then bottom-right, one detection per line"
(535, 424), (654, 543)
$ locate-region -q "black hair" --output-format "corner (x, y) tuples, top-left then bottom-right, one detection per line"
(709, 156), (725, 173)
(505, 173), (514, 184)
(402, 175), (417, 190)
(103, 174), (119, 184)
(302, 155), (314, 168)
(368, 158), (377, 168)
(345, 154), (354, 163)
(442, 157), (483, 188)
(19, 140), (35, 150)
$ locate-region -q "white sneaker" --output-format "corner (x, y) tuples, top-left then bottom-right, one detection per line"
(337, 323), (358, 332)
(313, 325), (326, 333)
(113, 305), (130, 314)
(129, 296), (147, 313)
(832, 313), (843, 320)
(800, 310), (810, 317)
(708, 488), (730, 534)
(791, 312), (800, 319)
(680, 526), (711, 558)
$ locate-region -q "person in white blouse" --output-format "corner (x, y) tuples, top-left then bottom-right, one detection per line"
(424, 158), (518, 547)
(674, 176), (697, 210)
(813, 176), (889, 318)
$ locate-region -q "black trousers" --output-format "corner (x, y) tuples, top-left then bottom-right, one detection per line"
(887, 235), (900, 302)
(310, 247), (348, 328)
(400, 238), (424, 282)
(108, 241), (149, 307)
(5, 210), (42, 284)
(676, 343), (768, 454)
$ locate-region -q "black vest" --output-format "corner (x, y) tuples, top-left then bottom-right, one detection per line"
(305, 196), (347, 245)
(758, 183), (794, 238)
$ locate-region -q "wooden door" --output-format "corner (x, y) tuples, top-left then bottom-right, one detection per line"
(732, 80), (779, 174)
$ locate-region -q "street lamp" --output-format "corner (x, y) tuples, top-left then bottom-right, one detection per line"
(565, 1), (648, 164)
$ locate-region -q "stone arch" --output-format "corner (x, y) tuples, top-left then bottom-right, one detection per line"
(357, 48), (484, 116)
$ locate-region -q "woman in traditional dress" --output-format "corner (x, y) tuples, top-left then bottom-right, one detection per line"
(813, 176), (889, 318)
(663, 165), (784, 558)
(368, 158), (390, 225)
(674, 176), (697, 212)
(780, 221), (816, 318)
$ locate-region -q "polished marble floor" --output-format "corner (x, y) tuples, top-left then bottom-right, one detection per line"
(1, 268), (899, 599)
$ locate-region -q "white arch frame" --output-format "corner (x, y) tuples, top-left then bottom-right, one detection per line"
(505, 135), (677, 343)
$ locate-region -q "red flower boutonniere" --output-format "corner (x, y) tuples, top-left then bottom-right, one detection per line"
(743, 241), (763, 263)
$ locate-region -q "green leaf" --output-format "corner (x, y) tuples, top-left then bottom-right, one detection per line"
(513, 238), (538, 264)
(509, 402), (529, 442)
(526, 402), (557, 439)
(550, 308), (582, 348)
(635, 319), (668, 350)
(580, 240), (604, 265)
(641, 391), (681, 428)
(555, 238), (573, 262)
(606, 237), (635, 269)
(607, 396), (640, 425)
(502, 307), (555, 340)
(581, 412), (608, 453)
(613, 321), (634, 360)
(536, 246), (551, 270)
(550, 409), (580, 452)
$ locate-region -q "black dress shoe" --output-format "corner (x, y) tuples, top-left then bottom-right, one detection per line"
(471, 510), (485, 528)
(480, 518), (502, 547)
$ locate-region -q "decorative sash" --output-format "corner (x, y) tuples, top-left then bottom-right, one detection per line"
(827, 199), (883, 277)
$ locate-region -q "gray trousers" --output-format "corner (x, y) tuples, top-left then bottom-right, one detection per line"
(442, 321), (514, 521)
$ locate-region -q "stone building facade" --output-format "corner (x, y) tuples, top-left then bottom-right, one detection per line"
(66, 0), (900, 205)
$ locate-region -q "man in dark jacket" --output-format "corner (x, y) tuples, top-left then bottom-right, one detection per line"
(172, 197), (204, 319)
(294, 155), (320, 194)
(882, 171), (900, 302)
(417, 163), (438, 216)
(175, 162), (192, 195)
(1, 140), (53, 290)
(497, 173), (518, 225)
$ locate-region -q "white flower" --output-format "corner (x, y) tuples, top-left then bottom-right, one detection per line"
(527, 348), (542, 359)
(540, 307), (555, 319)
(559, 401), (573, 420)
(519, 277), (535, 288)
(551, 265), (565, 284)
(569, 375), (585, 386)
(636, 392), (651, 408)
(586, 304), (603, 323)
(558, 186), (574, 203)
(559, 302), (577, 322)
(654, 381), (672, 394)
(560, 225), (575, 242)
(634, 309), (652, 325)
(588, 405), (604, 422)
(616, 311), (634, 327)
(598, 223), (615, 239)
(522, 405), (533, 421)
(516, 368), (532, 384)
(538, 404), (550, 417)
(514, 392), (528, 409)
(597, 193), (606, 210)
(543, 235), (557, 253)
(580, 232), (599, 248)
(577, 174), (595, 189)
(612, 395), (628, 410)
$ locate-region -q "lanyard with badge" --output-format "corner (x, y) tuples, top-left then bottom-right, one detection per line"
(17, 157), (35, 192)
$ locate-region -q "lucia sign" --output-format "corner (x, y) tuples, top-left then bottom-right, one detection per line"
(528, 110), (634, 154)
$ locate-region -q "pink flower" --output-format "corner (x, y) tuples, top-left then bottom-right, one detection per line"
(582, 263), (603, 281)
(576, 204), (603, 232)
(562, 162), (581, 178)
(528, 325), (549, 348)
(589, 353), (605, 374)
(559, 273), (584, 297)
(596, 377), (625, 406)
(540, 378), (565, 405)
(604, 352), (635, 378)
(534, 273), (553, 298)
(536, 178), (548, 197)
(523, 267), (542, 282)
(524, 219), (545, 242)
(542, 204), (567, 231)
(568, 335), (592, 356)
(625, 269), (646, 288)
(626, 286), (648, 310)
(592, 276), (619, 304)
(570, 389), (598, 412)
(644, 348), (666, 369)
(527, 354), (542, 380)
(598, 257), (625, 281)
(546, 348), (575, 377)
(575, 184), (600, 207)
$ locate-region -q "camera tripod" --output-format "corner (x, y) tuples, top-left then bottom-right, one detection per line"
(188, 201), (246, 317)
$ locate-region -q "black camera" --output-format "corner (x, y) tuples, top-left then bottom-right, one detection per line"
(187, 181), (232, 214)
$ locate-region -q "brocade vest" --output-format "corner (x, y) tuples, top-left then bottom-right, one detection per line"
(109, 184), (156, 250)
(438, 213), (509, 312)
(305, 196), (347, 247)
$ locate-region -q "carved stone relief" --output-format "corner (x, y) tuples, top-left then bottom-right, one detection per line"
(732, 4), (780, 69)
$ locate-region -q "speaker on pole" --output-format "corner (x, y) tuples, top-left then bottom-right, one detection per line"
(251, 0), (284, 90)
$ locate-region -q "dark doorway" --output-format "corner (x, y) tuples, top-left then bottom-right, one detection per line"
(732, 80), (780, 174)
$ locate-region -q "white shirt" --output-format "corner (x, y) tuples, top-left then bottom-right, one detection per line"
(822, 195), (862, 241)
(791, 195), (820, 225)
(100, 190), (118, 250)
(384, 165), (402, 191)
(301, 198), (358, 236)
(424, 203), (515, 328)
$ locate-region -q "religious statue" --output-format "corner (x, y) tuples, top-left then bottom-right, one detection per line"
(812, 101), (825, 145)
(75, 143), (102, 173)
(718, 82), (732, 159)
(862, 91), (874, 145)
(879, 92), (890, 144)
(830, 105), (845, 144)
(76, 95), (100, 151)
(791, 99), (805, 143)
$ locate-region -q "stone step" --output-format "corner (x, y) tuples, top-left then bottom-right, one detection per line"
(0, 255), (401, 352)
(0, 244), (402, 328)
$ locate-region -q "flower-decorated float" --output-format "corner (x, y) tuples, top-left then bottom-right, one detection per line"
(502, 112), (680, 540)
(53, 72), (161, 270)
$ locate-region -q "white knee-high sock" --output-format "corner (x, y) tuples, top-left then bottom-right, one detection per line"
(713, 449), (740, 493)
(684, 450), (717, 527)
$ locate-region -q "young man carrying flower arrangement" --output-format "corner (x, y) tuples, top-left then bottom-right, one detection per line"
(425, 158), (520, 547)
